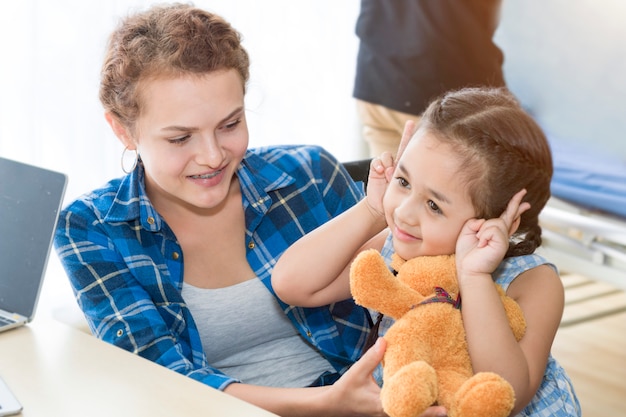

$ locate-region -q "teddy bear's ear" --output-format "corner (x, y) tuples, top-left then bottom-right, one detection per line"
(397, 255), (458, 294)
(390, 253), (407, 271)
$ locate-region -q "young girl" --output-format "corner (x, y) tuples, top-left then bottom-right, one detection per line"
(273, 87), (581, 416)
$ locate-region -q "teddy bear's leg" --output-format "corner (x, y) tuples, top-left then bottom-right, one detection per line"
(433, 368), (471, 412)
(381, 361), (437, 417)
(450, 372), (515, 417)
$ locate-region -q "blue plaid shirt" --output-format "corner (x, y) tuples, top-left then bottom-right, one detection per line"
(54, 145), (370, 390)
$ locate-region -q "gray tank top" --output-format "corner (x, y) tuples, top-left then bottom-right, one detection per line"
(182, 278), (334, 387)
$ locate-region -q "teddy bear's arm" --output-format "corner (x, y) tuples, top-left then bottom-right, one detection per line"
(350, 249), (424, 319)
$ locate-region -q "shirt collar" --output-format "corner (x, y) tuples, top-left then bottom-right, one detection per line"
(103, 162), (162, 231)
(238, 150), (295, 215)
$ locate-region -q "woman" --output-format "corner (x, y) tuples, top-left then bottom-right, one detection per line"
(54, 4), (447, 416)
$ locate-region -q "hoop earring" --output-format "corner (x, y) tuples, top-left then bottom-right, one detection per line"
(121, 146), (138, 174)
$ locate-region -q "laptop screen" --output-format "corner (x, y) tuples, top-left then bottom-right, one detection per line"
(0, 157), (67, 320)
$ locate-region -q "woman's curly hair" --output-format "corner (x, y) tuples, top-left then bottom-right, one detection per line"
(99, 3), (249, 133)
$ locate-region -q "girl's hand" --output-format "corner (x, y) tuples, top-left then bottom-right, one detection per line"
(365, 120), (417, 217)
(456, 189), (531, 279)
(365, 152), (395, 217)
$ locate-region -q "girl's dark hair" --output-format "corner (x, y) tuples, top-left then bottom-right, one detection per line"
(99, 3), (250, 133)
(420, 87), (553, 257)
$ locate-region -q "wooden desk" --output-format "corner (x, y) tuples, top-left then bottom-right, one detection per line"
(0, 318), (277, 416)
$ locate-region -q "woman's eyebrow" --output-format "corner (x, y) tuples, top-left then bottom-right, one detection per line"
(160, 125), (198, 133)
(159, 107), (245, 133)
(221, 106), (245, 123)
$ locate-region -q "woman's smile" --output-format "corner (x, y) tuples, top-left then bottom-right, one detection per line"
(187, 167), (226, 186)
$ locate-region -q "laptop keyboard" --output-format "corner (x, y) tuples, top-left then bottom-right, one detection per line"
(0, 316), (16, 326)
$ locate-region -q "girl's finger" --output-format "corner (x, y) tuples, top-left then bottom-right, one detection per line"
(501, 189), (530, 226)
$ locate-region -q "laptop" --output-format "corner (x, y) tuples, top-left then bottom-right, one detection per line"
(0, 156), (67, 332)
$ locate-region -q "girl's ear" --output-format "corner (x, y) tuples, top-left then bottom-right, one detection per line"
(105, 112), (135, 149)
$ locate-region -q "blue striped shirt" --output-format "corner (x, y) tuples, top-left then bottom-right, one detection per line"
(54, 145), (370, 390)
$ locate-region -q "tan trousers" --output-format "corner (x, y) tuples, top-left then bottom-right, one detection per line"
(356, 99), (420, 158)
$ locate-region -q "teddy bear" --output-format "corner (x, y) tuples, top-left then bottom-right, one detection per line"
(350, 249), (527, 417)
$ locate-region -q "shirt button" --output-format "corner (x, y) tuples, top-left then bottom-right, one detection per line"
(147, 216), (155, 225)
(172, 252), (180, 260)
(116, 329), (124, 337)
(248, 241), (255, 249)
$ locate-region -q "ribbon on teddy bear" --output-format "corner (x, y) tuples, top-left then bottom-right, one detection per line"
(413, 287), (462, 310)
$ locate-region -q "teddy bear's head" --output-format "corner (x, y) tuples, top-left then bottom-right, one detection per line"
(389, 253), (458, 295)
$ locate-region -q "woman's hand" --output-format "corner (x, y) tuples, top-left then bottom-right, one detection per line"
(327, 338), (447, 417)
(456, 189), (531, 280)
(327, 338), (387, 416)
(365, 120), (417, 217)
